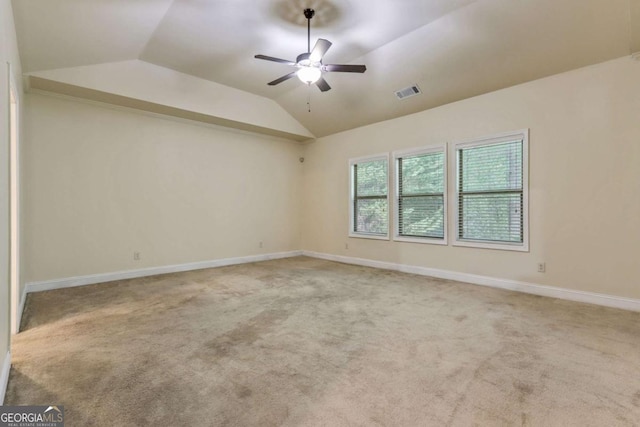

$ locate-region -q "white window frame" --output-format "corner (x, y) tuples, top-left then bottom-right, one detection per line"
(393, 144), (447, 245)
(452, 129), (529, 252)
(349, 153), (390, 240)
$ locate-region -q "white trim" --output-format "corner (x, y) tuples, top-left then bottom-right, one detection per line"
(22, 249), (640, 313)
(25, 251), (302, 294)
(393, 143), (447, 245)
(452, 129), (530, 252)
(348, 152), (390, 164)
(393, 236), (447, 245)
(348, 153), (391, 240)
(1, 351), (10, 404)
(453, 239), (528, 252)
(348, 233), (390, 241)
(452, 128), (530, 149)
(8, 62), (21, 335)
(301, 251), (640, 312)
(392, 144), (445, 159)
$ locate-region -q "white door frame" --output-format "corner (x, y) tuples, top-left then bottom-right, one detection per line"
(8, 63), (20, 335)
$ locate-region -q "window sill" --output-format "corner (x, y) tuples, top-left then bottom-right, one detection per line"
(453, 239), (529, 252)
(393, 236), (447, 245)
(349, 233), (390, 241)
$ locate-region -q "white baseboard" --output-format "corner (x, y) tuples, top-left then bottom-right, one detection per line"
(1, 351), (10, 404)
(25, 251), (303, 294)
(302, 251), (640, 312)
(22, 249), (640, 313)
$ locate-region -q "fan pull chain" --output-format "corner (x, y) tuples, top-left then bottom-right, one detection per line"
(307, 83), (312, 112)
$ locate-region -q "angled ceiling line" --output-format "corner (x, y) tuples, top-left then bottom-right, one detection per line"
(137, 0), (178, 61)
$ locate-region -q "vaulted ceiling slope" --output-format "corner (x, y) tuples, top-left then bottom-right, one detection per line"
(13, 0), (640, 140)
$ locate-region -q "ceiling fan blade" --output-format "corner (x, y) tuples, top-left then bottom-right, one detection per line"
(309, 39), (332, 62)
(322, 64), (367, 73)
(316, 77), (331, 92)
(268, 71), (297, 86)
(255, 55), (296, 66)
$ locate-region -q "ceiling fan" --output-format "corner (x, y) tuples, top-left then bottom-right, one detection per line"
(254, 8), (366, 92)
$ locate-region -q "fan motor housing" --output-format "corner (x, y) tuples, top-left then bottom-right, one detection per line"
(296, 52), (321, 67)
(296, 53), (311, 64)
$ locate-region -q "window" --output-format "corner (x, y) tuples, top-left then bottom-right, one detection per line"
(394, 145), (446, 244)
(349, 154), (389, 239)
(454, 130), (529, 251)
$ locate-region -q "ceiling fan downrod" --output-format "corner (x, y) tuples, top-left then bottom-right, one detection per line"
(304, 8), (314, 53)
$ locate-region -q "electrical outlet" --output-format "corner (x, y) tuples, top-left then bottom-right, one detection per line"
(134, 252), (141, 261)
(259, 241), (263, 248)
(537, 262), (546, 273)
(345, 243), (349, 250)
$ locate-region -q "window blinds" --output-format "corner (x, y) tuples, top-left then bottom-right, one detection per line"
(353, 159), (388, 234)
(457, 140), (523, 243)
(398, 151), (445, 238)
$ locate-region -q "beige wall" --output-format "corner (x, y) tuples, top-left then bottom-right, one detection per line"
(1, 0), (23, 387)
(302, 56), (640, 300)
(19, 55), (640, 303)
(23, 93), (303, 282)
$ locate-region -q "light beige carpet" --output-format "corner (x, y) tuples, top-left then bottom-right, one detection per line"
(6, 256), (640, 426)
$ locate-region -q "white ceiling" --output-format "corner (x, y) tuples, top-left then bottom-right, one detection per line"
(12, 0), (639, 138)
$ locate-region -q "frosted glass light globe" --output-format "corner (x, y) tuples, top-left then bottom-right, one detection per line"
(297, 66), (322, 84)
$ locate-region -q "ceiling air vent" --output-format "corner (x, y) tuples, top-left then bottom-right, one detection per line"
(395, 85), (421, 100)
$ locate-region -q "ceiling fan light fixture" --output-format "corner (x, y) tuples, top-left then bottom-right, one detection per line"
(254, 8), (366, 93)
(297, 66), (322, 84)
